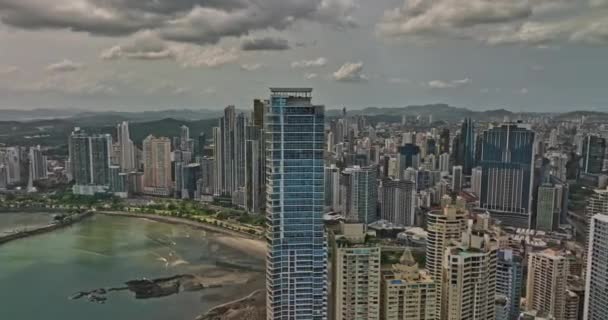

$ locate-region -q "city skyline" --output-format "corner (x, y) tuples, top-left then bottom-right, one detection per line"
(0, 0), (608, 112)
(2, 83), (608, 320)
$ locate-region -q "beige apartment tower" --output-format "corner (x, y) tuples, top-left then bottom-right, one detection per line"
(425, 201), (467, 318)
(331, 223), (381, 320)
(381, 249), (437, 320)
(525, 249), (569, 320)
(142, 135), (172, 195)
(442, 218), (498, 320)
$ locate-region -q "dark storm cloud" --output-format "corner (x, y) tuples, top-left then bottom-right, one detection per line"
(0, 0), (357, 44)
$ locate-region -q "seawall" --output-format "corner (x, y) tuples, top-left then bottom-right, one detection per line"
(0, 211), (93, 245)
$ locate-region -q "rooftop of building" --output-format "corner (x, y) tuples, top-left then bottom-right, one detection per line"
(269, 88), (313, 98)
(533, 248), (567, 259)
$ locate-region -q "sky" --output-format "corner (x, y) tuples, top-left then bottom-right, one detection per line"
(0, 0), (607, 112)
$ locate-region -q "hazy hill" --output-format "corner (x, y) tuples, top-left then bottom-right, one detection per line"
(0, 108), (222, 122)
(0, 117), (218, 150)
(90, 118), (217, 145)
(327, 104), (520, 122)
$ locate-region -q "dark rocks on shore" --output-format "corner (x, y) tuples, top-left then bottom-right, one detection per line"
(196, 290), (266, 320)
(125, 275), (193, 299)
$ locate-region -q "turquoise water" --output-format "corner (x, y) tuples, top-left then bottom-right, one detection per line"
(0, 214), (264, 320)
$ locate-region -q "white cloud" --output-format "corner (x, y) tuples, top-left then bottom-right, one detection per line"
(519, 88), (529, 94)
(305, 73), (318, 79)
(100, 31), (240, 68)
(46, 59), (84, 72)
(291, 57), (328, 68)
(333, 61), (367, 82)
(175, 46), (240, 68)
(100, 32), (175, 60)
(13, 71), (120, 96)
(377, 0), (608, 46)
(428, 78), (471, 89)
(241, 63), (263, 71)
(378, 0), (532, 37)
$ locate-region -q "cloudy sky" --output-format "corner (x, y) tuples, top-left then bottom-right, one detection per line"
(0, 0), (607, 112)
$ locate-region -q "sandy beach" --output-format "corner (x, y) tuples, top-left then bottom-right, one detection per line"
(99, 211), (267, 258)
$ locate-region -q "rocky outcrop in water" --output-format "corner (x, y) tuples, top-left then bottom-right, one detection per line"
(71, 271), (255, 304)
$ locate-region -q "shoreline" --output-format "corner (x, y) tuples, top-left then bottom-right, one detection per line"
(98, 211), (267, 258)
(0, 211), (93, 245)
(0, 210), (267, 319)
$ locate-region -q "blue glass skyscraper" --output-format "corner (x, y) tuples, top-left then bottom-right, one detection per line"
(265, 88), (327, 320)
(453, 118), (476, 174)
(479, 122), (536, 227)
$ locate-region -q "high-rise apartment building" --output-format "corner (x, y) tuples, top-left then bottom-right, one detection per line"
(381, 249), (437, 320)
(497, 249), (524, 320)
(142, 135), (172, 196)
(581, 135), (606, 174)
(584, 187), (608, 242)
(439, 128), (450, 154)
(222, 105), (236, 194)
(117, 121), (136, 172)
(564, 290), (581, 320)
(341, 166), (378, 224)
(443, 218), (498, 320)
(583, 214), (608, 320)
(439, 152), (450, 174)
(452, 118), (476, 175)
(425, 203), (467, 318)
(0, 147), (21, 185)
(265, 88), (327, 320)
(535, 182), (565, 232)
(526, 249), (569, 320)
(380, 179), (416, 226)
(451, 165), (463, 193)
(331, 223), (380, 320)
(198, 156), (214, 196)
(398, 144), (421, 177)
(69, 128), (112, 195)
(324, 165), (341, 212)
(29, 145), (47, 181)
(245, 122), (265, 214)
(471, 166), (482, 197)
(212, 126), (223, 195)
(109, 165), (128, 198)
(179, 125), (192, 152)
(213, 106), (249, 207)
(479, 122), (536, 228)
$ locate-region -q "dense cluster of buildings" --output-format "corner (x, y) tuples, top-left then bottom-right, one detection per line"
(0, 145), (49, 191)
(4, 87), (608, 319)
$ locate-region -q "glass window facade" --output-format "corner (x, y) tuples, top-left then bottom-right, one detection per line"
(265, 88), (327, 320)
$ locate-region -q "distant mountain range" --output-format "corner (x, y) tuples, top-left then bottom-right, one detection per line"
(327, 104), (606, 122)
(0, 104), (604, 150)
(0, 116), (217, 149)
(1, 104), (604, 123)
(0, 108), (223, 122)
